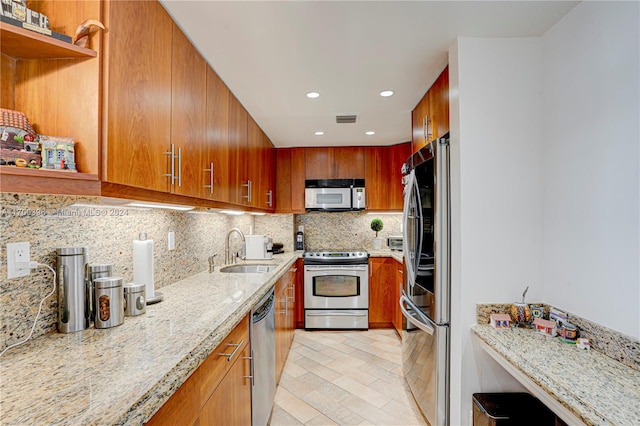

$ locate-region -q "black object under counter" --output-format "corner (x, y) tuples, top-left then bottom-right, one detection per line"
(472, 393), (560, 426)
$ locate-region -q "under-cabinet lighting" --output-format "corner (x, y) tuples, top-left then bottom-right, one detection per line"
(220, 210), (245, 216)
(126, 202), (195, 211)
(366, 211), (402, 215)
(250, 212), (266, 216)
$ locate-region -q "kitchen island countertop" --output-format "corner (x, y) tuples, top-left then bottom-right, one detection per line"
(0, 252), (301, 425)
(472, 324), (640, 426)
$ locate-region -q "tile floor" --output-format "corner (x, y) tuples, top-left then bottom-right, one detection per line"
(270, 329), (426, 426)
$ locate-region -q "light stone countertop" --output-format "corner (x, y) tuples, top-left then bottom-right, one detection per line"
(472, 324), (640, 426)
(368, 249), (403, 263)
(0, 252), (301, 426)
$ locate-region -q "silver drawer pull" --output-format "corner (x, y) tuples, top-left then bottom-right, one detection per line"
(219, 339), (244, 361)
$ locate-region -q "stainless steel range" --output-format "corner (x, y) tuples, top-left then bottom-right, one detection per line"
(303, 251), (369, 330)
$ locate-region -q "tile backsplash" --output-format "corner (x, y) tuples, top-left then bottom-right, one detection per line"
(0, 193), (293, 350)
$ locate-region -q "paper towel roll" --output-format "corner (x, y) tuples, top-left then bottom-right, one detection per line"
(133, 235), (155, 300)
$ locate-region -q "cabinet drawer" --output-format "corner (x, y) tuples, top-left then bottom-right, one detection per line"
(193, 315), (250, 407)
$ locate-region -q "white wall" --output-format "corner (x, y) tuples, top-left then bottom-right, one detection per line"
(449, 37), (544, 425)
(540, 1), (640, 339)
(449, 2), (640, 423)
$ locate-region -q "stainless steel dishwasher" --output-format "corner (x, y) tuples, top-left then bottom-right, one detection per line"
(251, 287), (276, 426)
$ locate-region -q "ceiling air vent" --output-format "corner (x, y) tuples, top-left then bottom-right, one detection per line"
(336, 114), (357, 124)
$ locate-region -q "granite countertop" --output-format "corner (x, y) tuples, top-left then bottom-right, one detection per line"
(368, 249), (403, 263)
(472, 324), (640, 426)
(0, 252), (301, 426)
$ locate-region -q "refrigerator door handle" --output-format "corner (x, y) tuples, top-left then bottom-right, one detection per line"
(400, 293), (435, 335)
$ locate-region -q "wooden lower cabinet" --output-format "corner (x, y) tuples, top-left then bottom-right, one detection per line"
(392, 259), (405, 338)
(275, 264), (297, 383)
(195, 345), (252, 426)
(146, 315), (251, 426)
(368, 258), (397, 328)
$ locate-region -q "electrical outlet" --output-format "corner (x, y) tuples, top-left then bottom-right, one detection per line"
(168, 231), (175, 251)
(7, 242), (30, 279)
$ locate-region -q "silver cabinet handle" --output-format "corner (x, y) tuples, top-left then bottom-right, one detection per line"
(165, 144), (176, 184)
(205, 162), (214, 194)
(219, 339), (244, 361)
(177, 147), (182, 187)
(243, 181), (252, 202)
(267, 189), (273, 207)
(307, 312), (367, 317)
(243, 350), (254, 385)
(248, 180), (252, 203)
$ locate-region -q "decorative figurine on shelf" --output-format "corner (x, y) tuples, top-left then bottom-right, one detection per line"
(72, 19), (105, 49)
(39, 135), (77, 171)
(510, 286), (532, 327)
(371, 218), (384, 251)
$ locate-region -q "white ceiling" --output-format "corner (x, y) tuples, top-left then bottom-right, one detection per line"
(159, 1), (578, 148)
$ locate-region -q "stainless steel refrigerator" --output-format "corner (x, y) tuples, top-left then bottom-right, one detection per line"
(401, 134), (450, 426)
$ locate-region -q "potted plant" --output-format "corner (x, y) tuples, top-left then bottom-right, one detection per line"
(370, 218), (384, 250)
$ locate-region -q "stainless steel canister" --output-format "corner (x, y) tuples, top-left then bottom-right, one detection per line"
(86, 263), (113, 323)
(57, 247), (89, 333)
(93, 276), (124, 329)
(123, 282), (146, 316)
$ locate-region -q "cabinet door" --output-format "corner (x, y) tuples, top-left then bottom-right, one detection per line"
(392, 260), (404, 337)
(262, 135), (276, 210)
(196, 345), (252, 426)
(170, 23), (206, 197)
(334, 147), (364, 179)
(412, 91), (430, 153)
(369, 258), (395, 328)
(205, 66), (231, 202)
(364, 147), (391, 210)
(275, 148), (306, 213)
(305, 147), (332, 179)
(228, 93), (248, 205)
(246, 115), (262, 207)
(388, 142), (411, 210)
(429, 66), (449, 141)
(104, 0), (172, 191)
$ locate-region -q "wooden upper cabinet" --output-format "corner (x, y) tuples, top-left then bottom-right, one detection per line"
(228, 93), (248, 205)
(365, 142), (410, 211)
(412, 65), (449, 154)
(103, 0), (172, 191)
(205, 66), (231, 203)
(305, 147), (364, 179)
(275, 148), (305, 213)
(170, 23), (206, 198)
(260, 135), (276, 210)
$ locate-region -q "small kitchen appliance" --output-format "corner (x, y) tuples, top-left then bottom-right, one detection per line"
(93, 276), (125, 329)
(56, 247), (89, 333)
(387, 235), (403, 251)
(123, 282), (146, 316)
(245, 235), (273, 260)
(303, 251), (369, 329)
(295, 226), (305, 251)
(305, 179), (366, 211)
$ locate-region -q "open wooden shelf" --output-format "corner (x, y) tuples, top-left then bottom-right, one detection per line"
(0, 167), (100, 195)
(0, 22), (96, 59)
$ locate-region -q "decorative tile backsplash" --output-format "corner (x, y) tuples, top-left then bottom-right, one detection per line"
(476, 303), (640, 372)
(0, 193), (293, 350)
(295, 211), (402, 251)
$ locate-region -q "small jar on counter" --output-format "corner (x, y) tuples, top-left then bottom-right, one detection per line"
(93, 277), (125, 329)
(124, 283), (146, 317)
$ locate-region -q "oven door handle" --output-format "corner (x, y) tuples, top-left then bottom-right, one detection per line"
(306, 311), (368, 317)
(399, 293), (435, 335)
(304, 266), (368, 272)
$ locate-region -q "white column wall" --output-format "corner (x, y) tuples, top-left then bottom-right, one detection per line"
(540, 0), (640, 339)
(449, 37), (544, 424)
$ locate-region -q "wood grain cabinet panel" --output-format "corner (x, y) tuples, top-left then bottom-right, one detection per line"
(275, 148), (305, 213)
(205, 66), (231, 202)
(392, 259), (405, 338)
(228, 93), (248, 205)
(364, 143), (410, 211)
(305, 147), (364, 179)
(369, 258), (396, 328)
(170, 23), (206, 198)
(103, 0), (172, 191)
(412, 65), (449, 154)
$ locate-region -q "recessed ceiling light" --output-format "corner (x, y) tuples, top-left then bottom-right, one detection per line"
(306, 92), (320, 99)
(380, 90), (394, 97)
(314, 131), (325, 136)
(365, 131), (375, 136)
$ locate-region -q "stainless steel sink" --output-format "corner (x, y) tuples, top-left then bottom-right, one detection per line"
(219, 264), (277, 273)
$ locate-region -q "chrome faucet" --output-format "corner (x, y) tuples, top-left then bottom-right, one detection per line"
(225, 228), (246, 264)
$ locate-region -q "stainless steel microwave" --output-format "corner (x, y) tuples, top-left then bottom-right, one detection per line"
(305, 179), (366, 211)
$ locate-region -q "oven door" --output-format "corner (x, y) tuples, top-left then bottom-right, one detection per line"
(304, 265), (368, 309)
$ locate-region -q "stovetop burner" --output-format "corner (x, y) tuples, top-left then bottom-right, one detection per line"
(303, 251), (369, 265)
